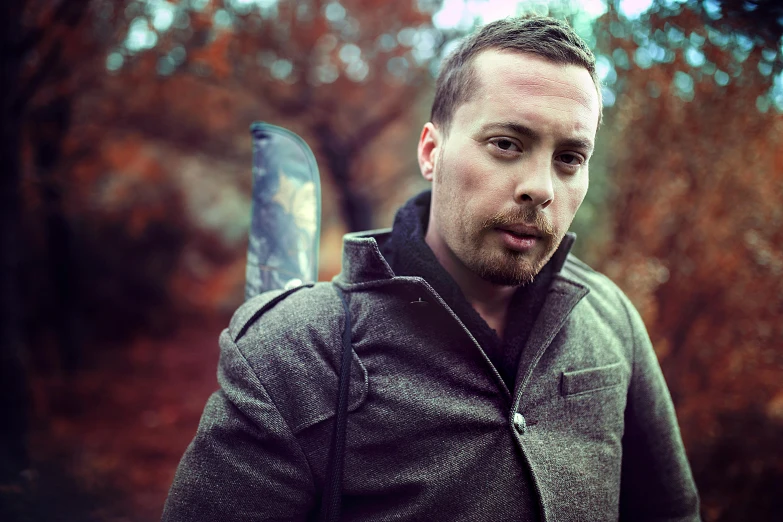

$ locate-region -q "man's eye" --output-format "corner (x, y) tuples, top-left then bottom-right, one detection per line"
(557, 153), (583, 166)
(491, 138), (521, 153)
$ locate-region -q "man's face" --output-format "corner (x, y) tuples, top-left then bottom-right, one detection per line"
(419, 49), (600, 287)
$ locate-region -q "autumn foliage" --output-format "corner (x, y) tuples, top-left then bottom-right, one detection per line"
(583, 7), (783, 520)
(1, 1), (782, 521)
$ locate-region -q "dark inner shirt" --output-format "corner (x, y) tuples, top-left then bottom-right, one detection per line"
(380, 190), (553, 391)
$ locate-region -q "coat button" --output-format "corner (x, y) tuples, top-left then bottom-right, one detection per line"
(513, 412), (527, 434)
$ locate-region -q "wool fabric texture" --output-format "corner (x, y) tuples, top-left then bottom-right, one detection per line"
(163, 192), (700, 521)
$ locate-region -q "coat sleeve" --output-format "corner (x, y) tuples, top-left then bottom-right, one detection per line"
(618, 297), (701, 522)
(162, 329), (317, 521)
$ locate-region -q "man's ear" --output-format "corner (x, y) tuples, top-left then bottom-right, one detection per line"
(417, 122), (440, 182)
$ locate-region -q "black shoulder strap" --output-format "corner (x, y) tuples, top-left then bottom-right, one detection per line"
(319, 285), (353, 522)
(231, 284), (314, 342)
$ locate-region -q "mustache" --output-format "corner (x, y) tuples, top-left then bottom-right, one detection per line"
(481, 207), (556, 238)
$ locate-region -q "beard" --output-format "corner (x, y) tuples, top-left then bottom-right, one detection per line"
(466, 206), (560, 286)
(431, 147), (566, 288)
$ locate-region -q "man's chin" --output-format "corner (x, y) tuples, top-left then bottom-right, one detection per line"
(474, 257), (542, 287)
(480, 270), (537, 287)
(471, 241), (556, 286)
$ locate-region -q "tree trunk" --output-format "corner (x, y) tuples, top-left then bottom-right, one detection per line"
(0, 0), (30, 482)
(31, 98), (80, 372)
(313, 126), (374, 232)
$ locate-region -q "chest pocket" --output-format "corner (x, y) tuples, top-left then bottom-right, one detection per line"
(561, 361), (624, 397)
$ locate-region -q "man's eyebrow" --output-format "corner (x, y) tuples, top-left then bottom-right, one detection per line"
(481, 122), (540, 141)
(480, 121), (595, 154)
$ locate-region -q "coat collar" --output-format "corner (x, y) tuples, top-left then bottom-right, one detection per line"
(336, 228), (396, 285)
(337, 229), (579, 287)
(336, 228), (591, 403)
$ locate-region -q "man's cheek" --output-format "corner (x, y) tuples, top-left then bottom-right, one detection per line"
(565, 179), (589, 217)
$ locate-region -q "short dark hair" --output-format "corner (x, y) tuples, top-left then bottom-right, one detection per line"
(430, 16), (602, 132)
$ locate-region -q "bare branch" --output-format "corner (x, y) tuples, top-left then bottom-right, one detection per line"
(17, 0), (89, 56)
(12, 43), (62, 114)
(349, 74), (429, 146)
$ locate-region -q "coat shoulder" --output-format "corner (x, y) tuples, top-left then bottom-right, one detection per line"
(562, 253), (620, 293)
(228, 283), (342, 344)
(223, 283), (366, 434)
(561, 253), (640, 328)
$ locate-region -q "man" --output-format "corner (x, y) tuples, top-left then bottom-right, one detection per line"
(163, 16), (700, 521)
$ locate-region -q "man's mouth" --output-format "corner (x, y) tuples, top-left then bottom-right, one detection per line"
(497, 225), (542, 239)
(495, 225), (544, 252)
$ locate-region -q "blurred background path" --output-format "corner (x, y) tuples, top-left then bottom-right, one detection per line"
(6, 322), (223, 522)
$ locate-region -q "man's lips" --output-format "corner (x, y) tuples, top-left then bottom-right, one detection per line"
(496, 227), (540, 252)
(496, 224), (542, 238)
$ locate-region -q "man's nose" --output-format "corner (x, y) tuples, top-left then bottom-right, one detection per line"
(513, 154), (554, 208)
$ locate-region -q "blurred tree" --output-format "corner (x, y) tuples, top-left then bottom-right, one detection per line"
(14, 1), (133, 368)
(703, 0), (783, 42)
(110, 0), (445, 231)
(1, 0), (128, 485)
(14, 0), (201, 361)
(0, 0), (29, 485)
(592, 2), (783, 520)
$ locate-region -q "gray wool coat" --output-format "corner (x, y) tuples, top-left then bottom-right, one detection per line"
(163, 230), (700, 521)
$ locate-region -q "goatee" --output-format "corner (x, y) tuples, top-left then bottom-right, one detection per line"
(473, 207), (558, 286)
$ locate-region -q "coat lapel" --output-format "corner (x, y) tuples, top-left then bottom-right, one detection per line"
(511, 259), (589, 411)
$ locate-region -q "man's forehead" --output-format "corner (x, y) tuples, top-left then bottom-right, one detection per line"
(469, 49), (600, 118)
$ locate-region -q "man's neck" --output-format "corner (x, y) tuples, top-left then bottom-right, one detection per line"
(464, 285), (516, 340)
(425, 228), (517, 339)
